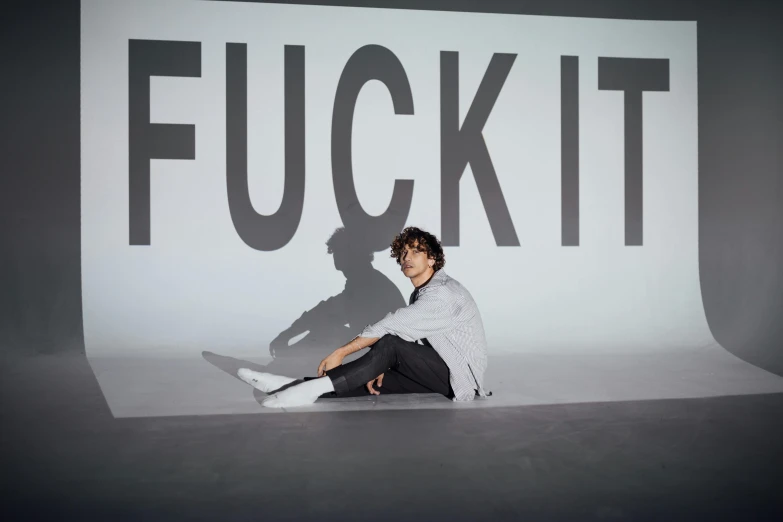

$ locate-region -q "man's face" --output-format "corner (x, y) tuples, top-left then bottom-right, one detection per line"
(399, 241), (433, 280)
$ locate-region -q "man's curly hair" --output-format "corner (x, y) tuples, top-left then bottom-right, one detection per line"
(390, 227), (446, 272)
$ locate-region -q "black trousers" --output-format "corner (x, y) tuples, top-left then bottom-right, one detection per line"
(299, 334), (453, 399)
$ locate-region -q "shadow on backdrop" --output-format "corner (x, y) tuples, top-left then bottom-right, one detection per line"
(201, 351), (287, 404)
(268, 226), (406, 358)
(202, 226), (406, 399)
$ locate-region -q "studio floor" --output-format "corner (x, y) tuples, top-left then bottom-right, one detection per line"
(83, 342), (783, 417)
(3, 348), (783, 521)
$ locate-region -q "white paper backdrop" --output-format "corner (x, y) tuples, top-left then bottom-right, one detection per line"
(81, 0), (710, 358)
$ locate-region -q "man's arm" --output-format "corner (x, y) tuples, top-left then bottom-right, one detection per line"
(317, 336), (379, 376)
(317, 291), (454, 376)
(359, 291), (454, 342)
(338, 336), (379, 356)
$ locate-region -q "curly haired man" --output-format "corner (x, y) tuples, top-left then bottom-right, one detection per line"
(238, 227), (492, 408)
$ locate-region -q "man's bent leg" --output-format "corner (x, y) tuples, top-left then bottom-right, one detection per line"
(239, 335), (403, 396)
(257, 335), (405, 402)
(323, 335), (452, 399)
(240, 335), (451, 408)
(305, 369), (438, 399)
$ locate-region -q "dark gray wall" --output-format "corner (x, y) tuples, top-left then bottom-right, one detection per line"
(1, 1), (82, 355)
(1, 0), (781, 373)
(695, 3), (783, 376)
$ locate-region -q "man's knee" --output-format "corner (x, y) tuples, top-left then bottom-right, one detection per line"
(373, 334), (396, 348)
(369, 335), (401, 358)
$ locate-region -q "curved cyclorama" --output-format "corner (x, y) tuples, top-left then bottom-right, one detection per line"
(80, 0), (783, 417)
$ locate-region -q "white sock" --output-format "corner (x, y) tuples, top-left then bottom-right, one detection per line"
(262, 377), (335, 409)
(237, 368), (296, 393)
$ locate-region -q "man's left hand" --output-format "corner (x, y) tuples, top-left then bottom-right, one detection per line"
(317, 350), (345, 377)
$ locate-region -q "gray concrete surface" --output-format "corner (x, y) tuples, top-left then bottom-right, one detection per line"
(86, 344), (783, 417)
(2, 350), (782, 521)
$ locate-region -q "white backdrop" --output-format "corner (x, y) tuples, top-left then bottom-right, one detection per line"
(81, 0), (710, 359)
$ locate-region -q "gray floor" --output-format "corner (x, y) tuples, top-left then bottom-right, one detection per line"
(3, 349), (783, 521)
(85, 342), (783, 417)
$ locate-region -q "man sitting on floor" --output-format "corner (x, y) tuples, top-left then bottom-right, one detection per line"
(238, 226), (492, 408)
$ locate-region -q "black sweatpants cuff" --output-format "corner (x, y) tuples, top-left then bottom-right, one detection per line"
(325, 368), (351, 394)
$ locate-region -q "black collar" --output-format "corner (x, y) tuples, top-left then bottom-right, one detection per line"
(409, 270), (436, 305)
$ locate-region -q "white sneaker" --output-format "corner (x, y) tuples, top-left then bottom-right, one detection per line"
(237, 368), (296, 393)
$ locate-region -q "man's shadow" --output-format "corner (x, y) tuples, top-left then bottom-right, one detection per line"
(203, 226), (406, 400)
(268, 226), (406, 358)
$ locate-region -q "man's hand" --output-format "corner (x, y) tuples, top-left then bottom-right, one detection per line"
(317, 349), (346, 377)
(366, 373), (384, 395)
